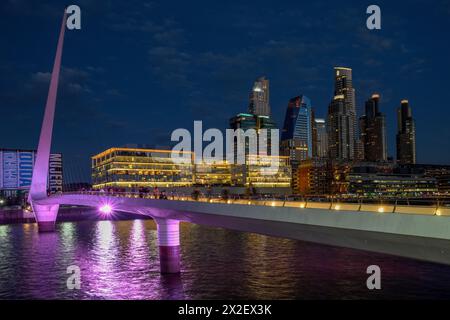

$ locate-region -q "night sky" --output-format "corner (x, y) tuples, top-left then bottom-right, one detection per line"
(1, 0), (450, 182)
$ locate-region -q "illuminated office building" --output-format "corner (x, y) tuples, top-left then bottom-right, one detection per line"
(231, 155), (291, 188)
(359, 94), (387, 162)
(327, 94), (355, 160)
(328, 67), (357, 160)
(248, 76), (270, 116)
(91, 147), (195, 189)
(396, 99), (416, 164)
(313, 118), (328, 158)
(229, 112), (277, 159)
(347, 173), (437, 198)
(194, 159), (232, 186)
(297, 158), (332, 195)
(92, 147), (291, 190)
(281, 95), (314, 162)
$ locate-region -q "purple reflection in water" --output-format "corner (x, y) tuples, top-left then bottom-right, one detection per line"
(2, 219), (450, 299)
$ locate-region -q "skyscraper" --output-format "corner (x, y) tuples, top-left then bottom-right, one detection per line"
(229, 112), (277, 159)
(313, 118), (328, 158)
(329, 67), (357, 159)
(248, 76), (270, 116)
(396, 99), (416, 164)
(281, 95), (313, 162)
(327, 94), (355, 160)
(359, 93), (387, 162)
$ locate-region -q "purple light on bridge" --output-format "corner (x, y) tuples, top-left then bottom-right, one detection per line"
(99, 204), (113, 215)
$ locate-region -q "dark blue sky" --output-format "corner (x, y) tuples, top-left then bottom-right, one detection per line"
(1, 0), (450, 182)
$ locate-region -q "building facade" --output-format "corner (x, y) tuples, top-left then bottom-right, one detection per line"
(347, 173), (437, 198)
(359, 94), (387, 162)
(248, 76), (270, 116)
(231, 155), (291, 188)
(313, 118), (328, 158)
(396, 99), (416, 164)
(194, 159), (232, 186)
(0, 149), (63, 205)
(327, 94), (355, 160)
(281, 95), (314, 162)
(229, 112), (277, 159)
(92, 147), (291, 191)
(329, 67), (357, 159)
(297, 158), (332, 195)
(92, 148), (195, 189)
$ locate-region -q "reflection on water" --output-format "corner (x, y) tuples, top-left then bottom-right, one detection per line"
(1, 219), (450, 299)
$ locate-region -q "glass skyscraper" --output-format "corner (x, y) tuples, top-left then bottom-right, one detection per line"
(396, 99), (416, 164)
(281, 95), (313, 162)
(328, 67), (357, 160)
(314, 118), (328, 158)
(359, 94), (387, 162)
(248, 76), (270, 116)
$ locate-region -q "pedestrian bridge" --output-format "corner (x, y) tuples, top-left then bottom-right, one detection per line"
(34, 192), (450, 269)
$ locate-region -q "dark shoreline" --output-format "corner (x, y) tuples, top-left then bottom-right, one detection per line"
(0, 206), (151, 225)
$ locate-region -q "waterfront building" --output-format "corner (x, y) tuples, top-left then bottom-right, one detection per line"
(91, 147), (195, 189)
(248, 76), (270, 116)
(92, 147), (291, 191)
(396, 99), (416, 164)
(437, 175), (450, 195)
(0, 148), (63, 204)
(395, 163), (450, 195)
(231, 154), (291, 188)
(359, 94), (387, 162)
(347, 172), (437, 198)
(194, 159), (232, 186)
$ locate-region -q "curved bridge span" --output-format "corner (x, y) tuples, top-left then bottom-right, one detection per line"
(35, 193), (450, 267)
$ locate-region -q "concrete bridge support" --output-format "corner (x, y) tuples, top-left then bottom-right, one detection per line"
(32, 203), (60, 232)
(155, 218), (181, 273)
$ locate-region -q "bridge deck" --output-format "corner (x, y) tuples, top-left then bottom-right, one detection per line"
(34, 192), (450, 265)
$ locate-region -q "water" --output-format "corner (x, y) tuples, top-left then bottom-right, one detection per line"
(1, 218), (450, 299)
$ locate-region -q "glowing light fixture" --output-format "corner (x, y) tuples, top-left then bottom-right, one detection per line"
(334, 205), (341, 210)
(300, 203), (306, 208)
(378, 207), (385, 213)
(436, 209), (442, 216)
(99, 204), (113, 215)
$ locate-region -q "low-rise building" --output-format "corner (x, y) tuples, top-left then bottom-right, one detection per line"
(347, 173), (437, 198)
(92, 147), (291, 192)
(91, 147), (195, 189)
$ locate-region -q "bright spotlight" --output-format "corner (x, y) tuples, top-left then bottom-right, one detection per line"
(99, 204), (113, 215)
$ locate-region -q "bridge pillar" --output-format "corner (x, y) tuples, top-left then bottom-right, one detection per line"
(156, 218), (180, 274)
(32, 203), (60, 232)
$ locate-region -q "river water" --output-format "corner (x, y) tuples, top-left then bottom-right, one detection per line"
(1, 218), (450, 299)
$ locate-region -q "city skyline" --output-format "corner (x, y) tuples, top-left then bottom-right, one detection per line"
(1, 0), (450, 183)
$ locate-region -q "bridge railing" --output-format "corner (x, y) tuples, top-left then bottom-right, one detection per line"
(59, 191), (450, 217)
